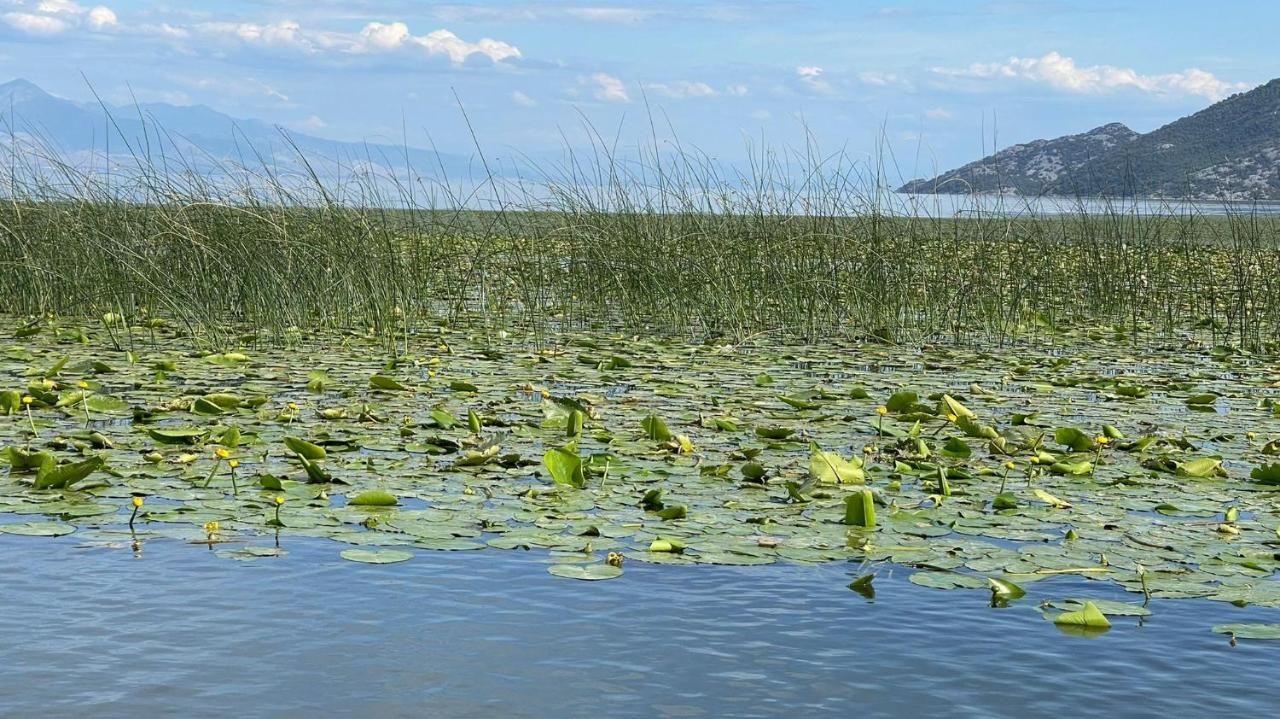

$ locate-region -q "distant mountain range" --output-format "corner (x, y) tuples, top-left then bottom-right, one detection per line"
(900, 79), (1280, 200)
(0, 78), (482, 184)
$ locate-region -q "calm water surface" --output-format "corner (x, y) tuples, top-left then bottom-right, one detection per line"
(2, 534), (1276, 718)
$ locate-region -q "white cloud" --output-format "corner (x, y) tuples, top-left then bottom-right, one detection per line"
(292, 115), (327, 131)
(356, 21), (410, 50)
(3, 11), (67, 34)
(563, 7), (650, 23)
(586, 72), (629, 102)
(86, 5), (114, 29)
(925, 106), (952, 120)
(511, 90), (537, 107)
(858, 70), (911, 89)
(35, 0), (83, 14)
(796, 65), (831, 93)
(726, 84), (749, 96)
(201, 20), (520, 65)
(5, 1), (115, 34)
(646, 80), (717, 99)
(935, 51), (1247, 101)
(210, 20), (306, 48)
(415, 28), (521, 64)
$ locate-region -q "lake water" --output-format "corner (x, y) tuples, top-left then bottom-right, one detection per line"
(3, 534), (1276, 718)
(890, 193), (1280, 217)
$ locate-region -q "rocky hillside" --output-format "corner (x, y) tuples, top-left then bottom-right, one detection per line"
(900, 78), (1280, 200)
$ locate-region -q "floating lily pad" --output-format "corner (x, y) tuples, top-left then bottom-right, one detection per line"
(339, 549), (414, 564)
(547, 563), (624, 580)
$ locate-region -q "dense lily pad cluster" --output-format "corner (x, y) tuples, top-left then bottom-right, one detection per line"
(3, 318), (1280, 634)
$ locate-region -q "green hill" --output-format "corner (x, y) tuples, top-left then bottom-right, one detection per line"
(900, 79), (1280, 199)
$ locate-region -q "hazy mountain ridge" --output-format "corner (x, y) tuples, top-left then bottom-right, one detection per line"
(0, 78), (480, 183)
(900, 79), (1280, 200)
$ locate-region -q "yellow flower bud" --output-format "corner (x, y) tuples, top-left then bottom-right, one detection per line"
(215, 448), (230, 459)
(228, 459), (239, 469)
(21, 395), (33, 405)
(876, 406), (888, 416)
(946, 413), (958, 423)
(78, 381), (90, 390)
(275, 495), (285, 505)
(132, 496), (144, 508)
(1004, 461), (1016, 470)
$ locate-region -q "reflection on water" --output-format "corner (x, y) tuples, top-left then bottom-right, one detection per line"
(1, 535), (1275, 718)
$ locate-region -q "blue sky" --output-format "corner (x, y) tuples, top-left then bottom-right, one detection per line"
(1, 0), (1273, 176)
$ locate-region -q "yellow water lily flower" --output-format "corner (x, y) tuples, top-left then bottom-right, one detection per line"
(132, 496), (144, 508)
(275, 495), (285, 505)
(876, 406), (888, 416)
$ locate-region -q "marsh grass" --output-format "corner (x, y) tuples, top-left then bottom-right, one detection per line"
(2, 114), (1278, 350)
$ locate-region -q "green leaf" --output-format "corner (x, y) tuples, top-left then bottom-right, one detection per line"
(284, 436), (326, 460)
(1050, 460), (1093, 476)
(147, 427), (206, 445)
(756, 426), (795, 440)
(1054, 427), (1094, 452)
(809, 443), (865, 484)
(843, 488), (876, 527)
(297, 454), (334, 483)
(369, 374), (409, 391)
(939, 437), (972, 459)
(1212, 624), (1280, 640)
(988, 577), (1026, 601)
(1250, 463), (1280, 485)
(548, 563), (623, 581)
(640, 488), (664, 510)
(4, 447), (54, 470)
(0, 521), (76, 536)
(34, 455), (105, 490)
(992, 492), (1019, 510)
(191, 397), (225, 415)
(340, 549), (413, 564)
(885, 390), (918, 413)
(649, 537), (687, 553)
(1052, 600), (1111, 628)
(909, 571), (987, 590)
(642, 414), (672, 441)
(656, 504), (688, 520)
(543, 446), (586, 488)
(349, 490), (398, 507)
(1176, 457), (1224, 478)
(939, 394), (975, 419)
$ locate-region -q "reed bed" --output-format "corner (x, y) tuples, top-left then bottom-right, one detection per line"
(2, 125), (1279, 350)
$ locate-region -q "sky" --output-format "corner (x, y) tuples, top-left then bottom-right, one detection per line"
(0, 0), (1274, 179)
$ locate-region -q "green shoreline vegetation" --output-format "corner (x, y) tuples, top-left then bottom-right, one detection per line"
(4, 134), (1280, 640)
(2, 130), (1279, 349)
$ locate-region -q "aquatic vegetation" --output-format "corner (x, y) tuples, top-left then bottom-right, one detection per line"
(3, 125), (1280, 351)
(3, 320), (1280, 635)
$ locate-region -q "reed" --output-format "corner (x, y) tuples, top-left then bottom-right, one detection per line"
(2, 117), (1278, 350)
